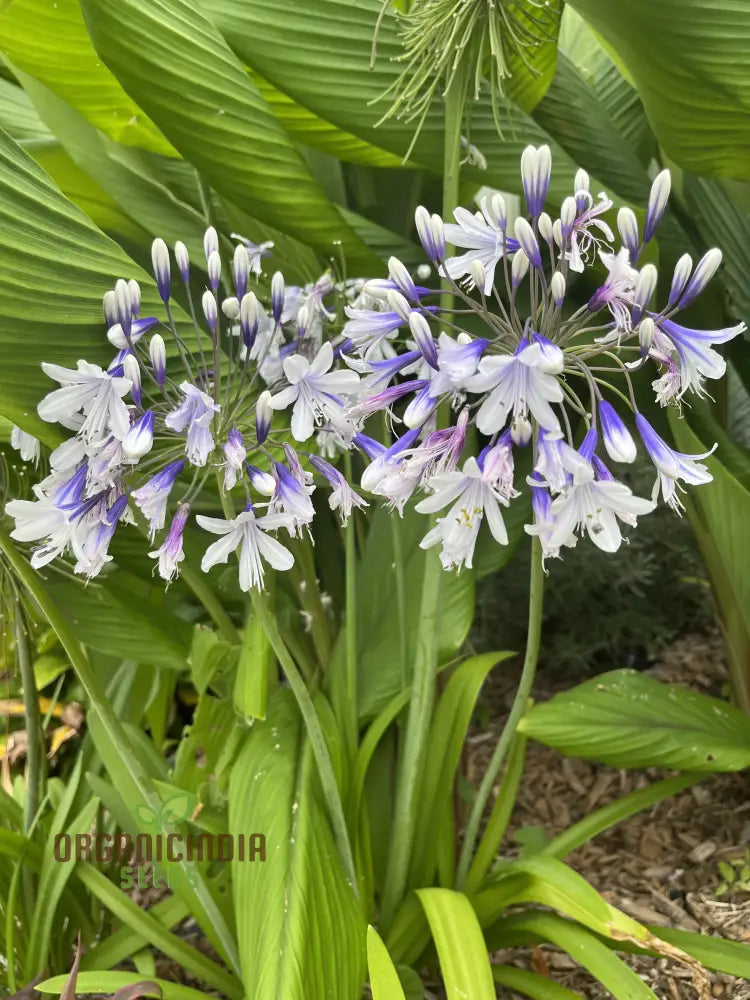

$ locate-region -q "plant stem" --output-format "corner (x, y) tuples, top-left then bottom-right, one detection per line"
(379, 547), (443, 930)
(390, 515), (409, 689)
(249, 587), (359, 898)
(455, 536), (545, 889)
(344, 453), (358, 759)
(14, 601), (44, 834)
(180, 562), (240, 645)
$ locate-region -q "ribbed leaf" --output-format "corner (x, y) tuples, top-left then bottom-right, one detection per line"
(78, 0), (378, 270)
(567, 0), (750, 179)
(0, 75), (51, 142)
(0, 0), (173, 154)
(201, 0), (589, 203)
(0, 126), (161, 434)
(229, 690), (366, 1000)
(416, 889), (496, 1000)
(366, 926), (406, 1000)
(519, 668), (750, 771)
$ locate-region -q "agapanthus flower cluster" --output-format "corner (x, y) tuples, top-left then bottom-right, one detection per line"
(5, 146), (745, 589)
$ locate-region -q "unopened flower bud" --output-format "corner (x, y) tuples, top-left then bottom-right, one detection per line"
(203, 225), (219, 262)
(482, 193), (507, 230)
(240, 291), (261, 347)
(409, 311), (438, 369)
(123, 353), (141, 406)
(643, 169), (671, 243)
(255, 390), (273, 444)
(233, 244), (249, 300)
(207, 250), (221, 292)
(469, 259), (487, 293)
(617, 207), (639, 263)
(271, 271), (285, 322)
(560, 197), (577, 239)
(416, 264), (432, 280)
(222, 296), (240, 320)
(296, 302), (310, 337)
(128, 279), (142, 316)
(386, 289), (412, 323)
(680, 248), (722, 308)
(550, 271), (566, 308)
(415, 205), (445, 261)
(552, 219), (563, 248)
(175, 241), (190, 283)
(202, 290), (218, 332)
(514, 217), (542, 269)
(149, 334), (167, 386)
(521, 144), (551, 217)
(103, 289), (118, 328)
(123, 409), (155, 460)
(632, 263), (657, 322)
(246, 463), (276, 495)
(151, 238), (170, 303)
(638, 317), (655, 357)
(388, 256), (418, 302)
(668, 253), (693, 307)
(599, 400), (637, 463)
(511, 249), (529, 287)
(115, 278), (132, 336)
(538, 212), (553, 243)
(574, 168), (590, 213)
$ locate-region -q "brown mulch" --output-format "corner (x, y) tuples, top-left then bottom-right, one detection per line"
(469, 631), (750, 999)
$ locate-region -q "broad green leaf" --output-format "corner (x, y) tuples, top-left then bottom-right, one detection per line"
(189, 625), (236, 695)
(329, 503), (474, 720)
(646, 927), (750, 979)
(487, 911), (659, 1000)
(229, 690), (365, 1000)
(493, 965), (584, 1000)
(0, 75), (51, 143)
(409, 652), (513, 888)
(78, 0), (379, 270)
(519, 668), (750, 771)
(0, 0), (173, 155)
(39, 971), (221, 1000)
(46, 572), (192, 670)
(0, 125), (164, 435)
(202, 0), (592, 203)
(251, 70), (405, 168)
(416, 889), (495, 1000)
(567, 0), (750, 179)
(367, 925), (406, 1000)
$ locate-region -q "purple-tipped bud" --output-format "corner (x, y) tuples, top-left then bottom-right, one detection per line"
(223, 427), (247, 490)
(409, 312), (438, 369)
(123, 353), (142, 406)
(202, 290), (218, 332)
(415, 205), (445, 261)
(246, 464), (276, 496)
(617, 207), (639, 263)
(521, 144), (551, 217)
(388, 256), (418, 302)
(599, 400), (637, 464)
(632, 264), (657, 322)
(643, 169), (671, 243)
(483, 193), (507, 230)
(511, 249), (530, 287)
(514, 217), (542, 269)
(152, 503), (189, 583)
(560, 197), (577, 239)
(123, 409), (155, 460)
(151, 238), (171, 303)
(271, 271), (285, 323)
(552, 219), (563, 249)
(175, 241), (190, 283)
(233, 244), (249, 300)
(550, 271), (566, 308)
(574, 168), (590, 214)
(207, 251), (221, 292)
(203, 226), (219, 262)
(103, 289), (118, 328)
(538, 212), (553, 244)
(386, 289), (412, 323)
(668, 254), (693, 307)
(115, 278), (132, 337)
(296, 302), (310, 338)
(256, 390), (272, 444)
(128, 279), (142, 316)
(107, 315), (157, 350)
(679, 248), (722, 309)
(240, 291), (261, 347)
(149, 334), (167, 387)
